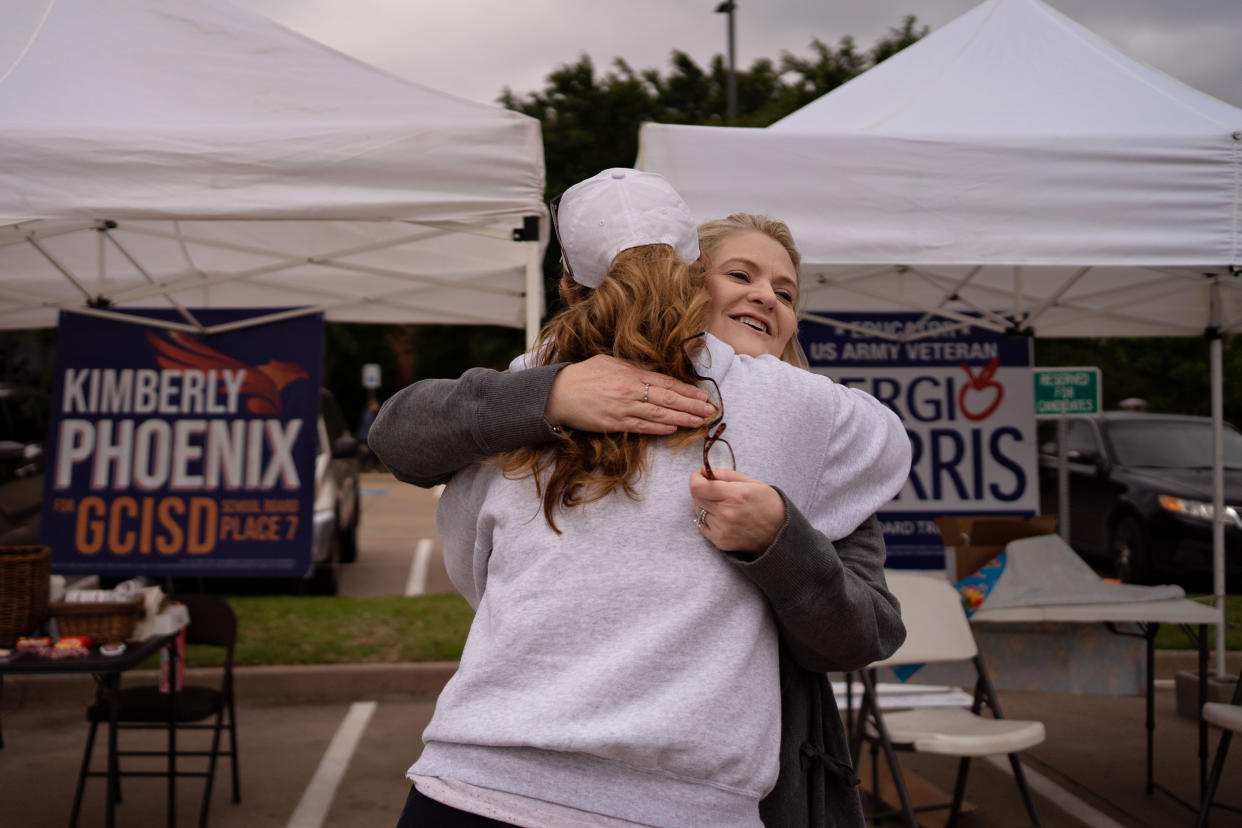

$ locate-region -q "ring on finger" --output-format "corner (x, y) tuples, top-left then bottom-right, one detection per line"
(694, 507), (709, 527)
(642, 383), (650, 404)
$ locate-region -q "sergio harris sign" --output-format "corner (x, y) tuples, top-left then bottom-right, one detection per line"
(41, 309), (323, 577)
(801, 313), (1038, 568)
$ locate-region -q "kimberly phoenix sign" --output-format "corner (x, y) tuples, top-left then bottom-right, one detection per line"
(41, 309), (323, 577)
(800, 313), (1038, 569)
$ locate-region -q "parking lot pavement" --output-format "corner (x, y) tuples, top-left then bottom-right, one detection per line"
(4, 469), (1240, 827)
(0, 694), (436, 828)
(340, 472), (454, 598)
(3, 673), (1240, 828)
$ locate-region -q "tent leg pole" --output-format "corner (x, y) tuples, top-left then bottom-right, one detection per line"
(1210, 334), (1225, 678)
(524, 240), (542, 349)
(1057, 417), (1070, 541)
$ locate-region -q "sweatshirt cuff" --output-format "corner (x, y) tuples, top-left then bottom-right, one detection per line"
(474, 363), (568, 453)
(727, 487), (842, 602)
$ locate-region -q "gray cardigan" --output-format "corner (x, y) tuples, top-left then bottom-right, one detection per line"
(368, 365), (907, 828)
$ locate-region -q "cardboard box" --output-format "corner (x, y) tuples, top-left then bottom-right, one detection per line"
(934, 515), (1058, 582)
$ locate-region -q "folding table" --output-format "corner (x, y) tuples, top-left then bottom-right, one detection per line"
(970, 597), (1223, 808)
(0, 631), (181, 828)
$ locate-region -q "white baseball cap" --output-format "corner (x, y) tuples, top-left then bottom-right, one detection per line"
(551, 168), (700, 289)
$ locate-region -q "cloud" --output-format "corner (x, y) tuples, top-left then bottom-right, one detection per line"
(247, 0), (1242, 108)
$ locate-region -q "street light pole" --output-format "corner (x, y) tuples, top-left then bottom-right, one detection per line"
(714, 1), (737, 121)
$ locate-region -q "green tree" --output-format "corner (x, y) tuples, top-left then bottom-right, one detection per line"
(869, 15), (931, 66)
(1034, 336), (1242, 425)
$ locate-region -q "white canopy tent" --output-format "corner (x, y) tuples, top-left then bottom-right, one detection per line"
(639, 0), (1241, 669)
(0, 0), (548, 341)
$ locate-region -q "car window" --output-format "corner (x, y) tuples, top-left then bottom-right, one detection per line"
(1106, 420), (1242, 469)
(1064, 420), (1099, 457)
(1038, 419), (1101, 461)
(319, 390), (348, 442)
(0, 385), (48, 444)
(1037, 421), (1058, 456)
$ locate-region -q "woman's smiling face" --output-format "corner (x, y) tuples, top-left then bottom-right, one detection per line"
(703, 230), (799, 358)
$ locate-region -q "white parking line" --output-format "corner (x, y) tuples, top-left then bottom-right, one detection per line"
(286, 701), (378, 828)
(982, 754), (1126, 828)
(405, 538), (433, 597)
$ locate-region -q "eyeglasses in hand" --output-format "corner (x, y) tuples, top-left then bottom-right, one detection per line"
(681, 332), (735, 480)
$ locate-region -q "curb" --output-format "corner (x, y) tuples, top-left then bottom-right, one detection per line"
(6, 652), (1238, 708)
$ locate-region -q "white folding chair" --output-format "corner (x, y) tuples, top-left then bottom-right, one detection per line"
(1195, 672), (1242, 827)
(850, 572), (1046, 827)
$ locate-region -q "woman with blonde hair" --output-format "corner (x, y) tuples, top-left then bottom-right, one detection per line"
(374, 169), (910, 827)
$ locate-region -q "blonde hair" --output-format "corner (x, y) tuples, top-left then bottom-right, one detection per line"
(697, 214), (808, 369)
(500, 245), (711, 532)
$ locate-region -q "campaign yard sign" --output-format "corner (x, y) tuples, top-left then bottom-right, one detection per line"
(800, 313), (1038, 569)
(41, 309), (323, 577)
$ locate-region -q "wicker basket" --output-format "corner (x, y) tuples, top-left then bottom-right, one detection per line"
(50, 596), (144, 642)
(0, 545), (52, 647)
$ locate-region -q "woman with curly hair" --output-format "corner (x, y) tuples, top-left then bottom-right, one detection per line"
(378, 169), (910, 828)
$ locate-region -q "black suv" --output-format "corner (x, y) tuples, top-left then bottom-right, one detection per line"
(1037, 412), (1242, 586)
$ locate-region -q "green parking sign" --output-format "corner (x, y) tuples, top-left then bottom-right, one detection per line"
(1034, 367), (1101, 417)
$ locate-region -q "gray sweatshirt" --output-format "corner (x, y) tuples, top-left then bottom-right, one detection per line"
(406, 334), (911, 826)
(368, 357), (907, 827)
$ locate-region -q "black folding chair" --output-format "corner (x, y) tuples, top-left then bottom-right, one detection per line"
(70, 594), (240, 828)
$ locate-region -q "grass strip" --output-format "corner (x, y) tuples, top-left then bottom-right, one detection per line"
(155, 592), (1236, 670)
(156, 593), (474, 669)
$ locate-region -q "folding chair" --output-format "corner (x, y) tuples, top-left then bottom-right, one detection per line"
(1195, 671), (1242, 827)
(851, 572), (1046, 827)
(70, 594), (241, 828)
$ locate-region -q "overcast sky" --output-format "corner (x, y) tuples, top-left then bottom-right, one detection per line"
(248, 0), (1242, 109)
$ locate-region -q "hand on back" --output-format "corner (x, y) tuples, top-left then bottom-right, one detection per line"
(545, 355), (716, 435)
